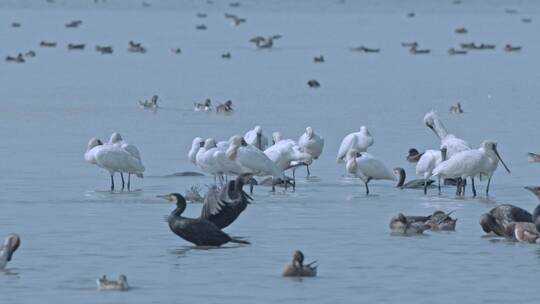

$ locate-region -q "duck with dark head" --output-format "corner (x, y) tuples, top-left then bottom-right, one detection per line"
(282, 250), (317, 277)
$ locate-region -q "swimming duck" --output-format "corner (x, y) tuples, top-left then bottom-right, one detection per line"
(170, 48), (182, 54)
(522, 18), (532, 23)
(166, 193), (250, 246)
(200, 174), (253, 229)
(128, 41), (146, 53)
(11, 22), (21, 28)
(350, 46), (380, 53)
(409, 45), (430, 54)
(455, 27), (468, 34)
(65, 20), (82, 28)
(448, 48), (467, 55)
(393, 167), (435, 189)
(25, 50), (36, 57)
(5, 53), (25, 63)
(194, 98), (212, 111)
(307, 80), (320, 88)
(504, 44), (522, 52)
(401, 42), (418, 48)
(0, 234), (20, 269)
(216, 100), (233, 113)
(196, 12), (208, 18)
(40, 41), (57, 47)
(479, 204), (532, 237)
(68, 43), (85, 50)
(282, 250), (317, 277)
(195, 24), (208, 30)
(221, 52), (231, 59)
(139, 95), (158, 109)
(313, 55), (324, 63)
(389, 213), (430, 235)
(425, 210), (457, 231)
(96, 275), (128, 291)
(449, 102), (464, 113)
(506, 222), (540, 243)
(96, 45), (113, 54)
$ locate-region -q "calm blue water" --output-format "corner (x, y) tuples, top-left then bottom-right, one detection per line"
(1, 1), (540, 303)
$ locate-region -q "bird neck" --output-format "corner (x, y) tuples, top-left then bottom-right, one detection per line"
(396, 169), (405, 187)
(432, 118), (448, 140)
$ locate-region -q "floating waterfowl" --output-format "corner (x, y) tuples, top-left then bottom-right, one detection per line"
(65, 20), (82, 28)
(170, 48), (182, 54)
(350, 46), (380, 53)
(425, 210), (457, 231)
(194, 99), (212, 112)
(449, 102), (464, 113)
(97, 275), (128, 291)
(389, 213), (430, 235)
(68, 43), (85, 50)
(25, 50), (36, 57)
(95, 45), (113, 54)
(5, 53), (25, 63)
(409, 45), (430, 54)
(40, 41), (57, 47)
(139, 95), (158, 109)
(522, 18), (532, 23)
(128, 41), (146, 53)
(448, 48), (467, 55)
(479, 204), (532, 237)
(196, 24), (208, 30)
(504, 44), (522, 52)
(455, 27), (468, 34)
(307, 79), (320, 88)
(282, 250), (317, 277)
(216, 100), (233, 113)
(196, 12), (208, 18)
(401, 42), (418, 48)
(313, 55), (324, 63)
(11, 22), (21, 28)
(221, 52), (231, 59)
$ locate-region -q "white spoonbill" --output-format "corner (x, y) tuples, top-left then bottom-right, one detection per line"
(85, 137), (104, 166)
(423, 111), (470, 159)
(227, 135), (284, 190)
(244, 126), (269, 150)
(431, 141), (510, 196)
(298, 126), (324, 176)
(188, 137), (204, 165)
(337, 126), (374, 163)
(415, 148), (445, 195)
(264, 134), (312, 189)
(93, 143), (145, 191)
(107, 132), (145, 190)
(346, 150), (396, 195)
(196, 138), (224, 183)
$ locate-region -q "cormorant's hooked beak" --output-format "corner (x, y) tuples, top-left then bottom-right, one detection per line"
(493, 146), (511, 174)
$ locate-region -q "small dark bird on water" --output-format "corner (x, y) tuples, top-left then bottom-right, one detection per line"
(307, 80), (320, 88)
(282, 250), (317, 277)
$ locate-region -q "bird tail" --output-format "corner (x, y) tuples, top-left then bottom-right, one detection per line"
(230, 237), (250, 245)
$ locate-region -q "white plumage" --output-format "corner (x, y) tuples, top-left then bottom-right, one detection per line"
(337, 126), (374, 163)
(244, 125), (269, 150)
(346, 150), (395, 195)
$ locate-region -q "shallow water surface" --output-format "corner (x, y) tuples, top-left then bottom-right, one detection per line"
(1, 1), (540, 303)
